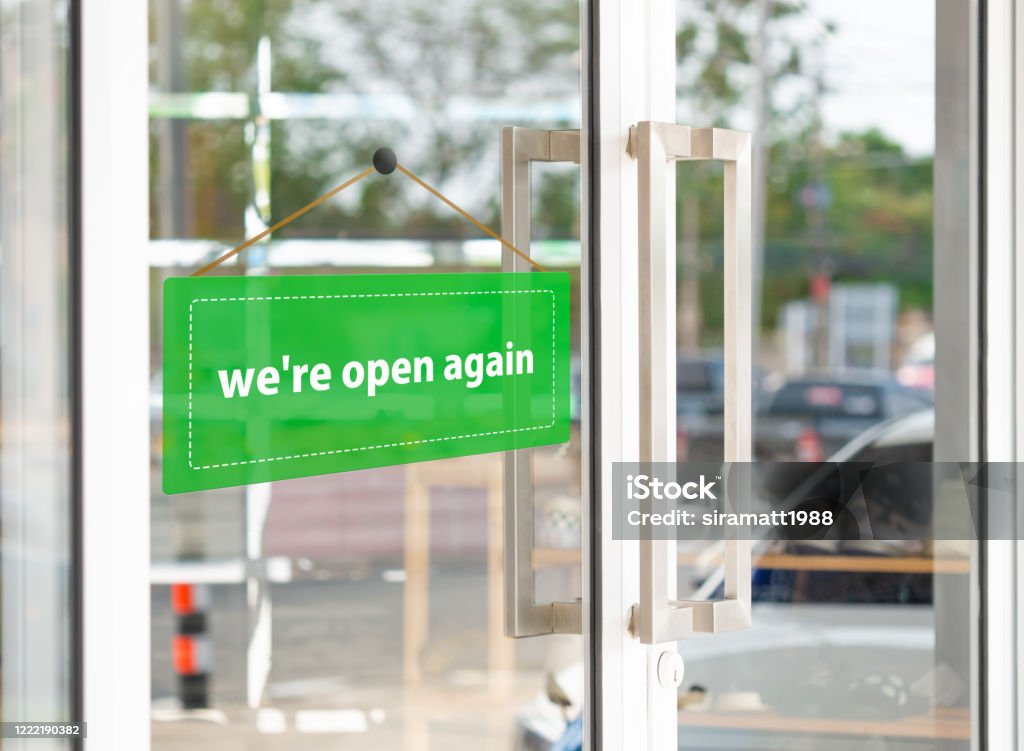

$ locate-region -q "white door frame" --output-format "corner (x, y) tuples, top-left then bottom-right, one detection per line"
(980, 0), (1022, 748)
(584, 1), (680, 749)
(80, 1), (151, 749)
(586, 0), (1024, 749)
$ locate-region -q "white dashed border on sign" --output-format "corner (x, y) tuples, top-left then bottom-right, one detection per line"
(187, 290), (558, 471)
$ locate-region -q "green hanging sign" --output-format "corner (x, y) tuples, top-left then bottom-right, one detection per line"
(162, 272), (571, 494)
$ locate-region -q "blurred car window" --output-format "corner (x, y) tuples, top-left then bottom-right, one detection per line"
(886, 387), (933, 417)
(766, 382), (882, 419)
(679, 360), (716, 392)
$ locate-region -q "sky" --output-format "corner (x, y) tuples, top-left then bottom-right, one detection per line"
(806, 0), (935, 155)
(673, 0), (936, 156)
(297, 0), (938, 156)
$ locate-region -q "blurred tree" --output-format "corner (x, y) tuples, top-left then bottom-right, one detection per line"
(150, 0), (580, 243)
(768, 127), (932, 276)
(149, 0), (346, 240)
(674, 3), (932, 353)
(675, 0), (818, 349)
(697, 128), (933, 340)
(309, 0), (579, 237)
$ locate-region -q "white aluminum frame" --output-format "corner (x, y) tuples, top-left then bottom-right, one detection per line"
(981, 0), (1022, 749)
(80, 1), (151, 749)
(585, 1), (680, 749)
(1016, 8), (1024, 748)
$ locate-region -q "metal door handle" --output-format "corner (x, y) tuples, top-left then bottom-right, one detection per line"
(501, 127), (582, 637)
(630, 122), (753, 644)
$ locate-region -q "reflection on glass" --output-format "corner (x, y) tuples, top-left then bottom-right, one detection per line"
(149, 1), (582, 748)
(676, 0), (967, 748)
(1, 0), (74, 740)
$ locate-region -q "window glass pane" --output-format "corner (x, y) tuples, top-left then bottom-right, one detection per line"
(148, 2), (584, 749)
(675, 0), (971, 747)
(150, 121), (249, 240)
(0, 0), (75, 736)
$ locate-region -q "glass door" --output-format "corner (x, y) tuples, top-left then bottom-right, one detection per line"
(626, 0), (1013, 749)
(146, 2), (590, 750)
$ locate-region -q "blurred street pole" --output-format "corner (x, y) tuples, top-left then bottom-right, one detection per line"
(678, 183), (701, 353)
(158, 0), (214, 712)
(156, 0), (188, 236)
(751, 0), (770, 361)
(808, 52), (831, 370)
(244, 36), (275, 713)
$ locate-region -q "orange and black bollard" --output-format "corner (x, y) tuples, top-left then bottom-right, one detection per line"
(170, 582), (212, 709)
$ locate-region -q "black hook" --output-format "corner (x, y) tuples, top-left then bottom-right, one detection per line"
(372, 147), (397, 175)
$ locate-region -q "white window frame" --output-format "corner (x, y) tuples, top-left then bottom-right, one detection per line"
(80, 1), (151, 749)
(981, 0), (1022, 749)
(584, 0), (680, 748)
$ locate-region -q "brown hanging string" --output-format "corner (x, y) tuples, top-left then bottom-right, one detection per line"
(191, 149), (545, 276)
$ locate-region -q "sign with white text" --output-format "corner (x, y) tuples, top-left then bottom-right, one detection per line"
(163, 272), (570, 493)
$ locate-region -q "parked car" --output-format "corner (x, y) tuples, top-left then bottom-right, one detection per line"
(685, 408), (951, 731)
(520, 409), (951, 745)
(823, 406), (932, 464)
(677, 355), (768, 461)
(897, 332), (935, 391)
(755, 375), (932, 463)
(758, 408), (936, 603)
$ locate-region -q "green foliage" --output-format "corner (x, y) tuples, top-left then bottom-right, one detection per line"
(533, 169), (580, 240)
(673, 2), (932, 340)
(689, 128), (933, 332)
(764, 128), (932, 265)
(150, 0), (934, 333)
(150, 0), (579, 239)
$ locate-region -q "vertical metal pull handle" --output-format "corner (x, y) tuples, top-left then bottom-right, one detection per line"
(630, 122), (753, 644)
(501, 127), (582, 637)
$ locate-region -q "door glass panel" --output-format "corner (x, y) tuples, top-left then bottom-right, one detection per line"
(0, 0), (75, 736)
(675, 0), (972, 748)
(148, 2), (584, 749)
